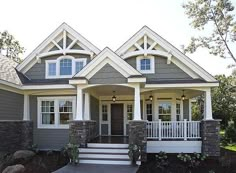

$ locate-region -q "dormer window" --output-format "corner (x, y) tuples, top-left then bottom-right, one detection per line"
(136, 56), (155, 74)
(45, 56), (87, 79)
(60, 59), (72, 75)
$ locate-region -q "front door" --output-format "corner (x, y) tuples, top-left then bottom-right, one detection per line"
(111, 104), (124, 135)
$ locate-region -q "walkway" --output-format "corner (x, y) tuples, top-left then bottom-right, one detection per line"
(53, 164), (138, 173)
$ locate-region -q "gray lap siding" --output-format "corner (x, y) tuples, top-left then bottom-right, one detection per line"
(30, 95), (69, 150)
(0, 89), (23, 120)
(125, 56), (193, 83)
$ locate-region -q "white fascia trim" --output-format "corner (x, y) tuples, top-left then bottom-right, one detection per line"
(116, 26), (216, 82)
(69, 79), (88, 85)
(0, 83), (22, 94)
(128, 77), (146, 83)
(17, 23), (100, 73)
(136, 56), (155, 74)
(21, 84), (75, 90)
(145, 83), (219, 88)
(75, 48), (142, 78)
(0, 79), (22, 89)
(123, 49), (169, 59)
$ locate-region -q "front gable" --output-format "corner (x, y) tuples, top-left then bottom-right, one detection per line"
(116, 26), (217, 82)
(74, 47), (142, 81)
(17, 23), (100, 74)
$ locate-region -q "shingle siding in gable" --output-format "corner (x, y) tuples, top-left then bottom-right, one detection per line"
(89, 64), (127, 84)
(0, 89), (23, 120)
(25, 54), (91, 80)
(125, 56), (193, 83)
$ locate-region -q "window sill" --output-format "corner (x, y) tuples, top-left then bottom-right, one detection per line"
(138, 70), (155, 74)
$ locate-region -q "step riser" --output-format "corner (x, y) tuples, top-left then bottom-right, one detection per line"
(79, 154), (129, 159)
(79, 159), (132, 165)
(79, 148), (128, 154)
(87, 143), (128, 148)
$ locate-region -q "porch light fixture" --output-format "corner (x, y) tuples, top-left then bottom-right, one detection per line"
(149, 92), (153, 101)
(181, 90), (186, 100)
(112, 91), (116, 102)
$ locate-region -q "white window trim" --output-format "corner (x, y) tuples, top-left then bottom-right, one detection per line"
(45, 55), (87, 79)
(136, 56), (155, 74)
(37, 96), (76, 129)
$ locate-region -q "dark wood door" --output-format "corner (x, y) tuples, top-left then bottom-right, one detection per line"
(111, 104), (124, 135)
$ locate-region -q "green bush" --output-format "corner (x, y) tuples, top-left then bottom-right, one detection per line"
(128, 144), (141, 165)
(177, 153), (207, 170)
(155, 151), (169, 169)
(62, 143), (79, 164)
(225, 123), (236, 143)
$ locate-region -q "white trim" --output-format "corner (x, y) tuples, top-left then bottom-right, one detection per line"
(69, 79), (88, 85)
(127, 77), (146, 83)
(21, 84), (75, 90)
(45, 55), (87, 79)
(116, 26), (217, 82)
(122, 49), (169, 59)
(147, 141), (202, 153)
(75, 47), (142, 79)
(23, 93), (30, 120)
(37, 96), (76, 129)
(136, 56), (155, 74)
(17, 23), (100, 73)
(145, 83), (219, 88)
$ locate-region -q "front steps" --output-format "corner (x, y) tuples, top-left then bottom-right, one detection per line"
(79, 143), (139, 165)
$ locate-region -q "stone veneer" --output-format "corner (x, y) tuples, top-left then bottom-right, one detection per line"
(0, 121), (33, 152)
(201, 120), (221, 157)
(69, 120), (96, 147)
(129, 120), (147, 162)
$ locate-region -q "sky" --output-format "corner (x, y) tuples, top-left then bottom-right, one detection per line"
(0, 0), (235, 76)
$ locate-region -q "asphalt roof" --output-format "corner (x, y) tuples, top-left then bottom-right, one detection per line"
(0, 54), (23, 86)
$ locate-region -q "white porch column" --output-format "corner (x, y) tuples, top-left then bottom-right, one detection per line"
(133, 83), (141, 120)
(84, 92), (91, 120)
(204, 88), (213, 120)
(23, 93), (30, 120)
(76, 85), (83, 120)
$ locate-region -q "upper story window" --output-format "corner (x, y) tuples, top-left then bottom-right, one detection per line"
(136, 56), (155, 74)
(45, 56), (87, 79)
(60, 59), (72, 75)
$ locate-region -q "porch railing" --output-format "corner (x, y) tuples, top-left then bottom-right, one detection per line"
(147, 120), (201, 140)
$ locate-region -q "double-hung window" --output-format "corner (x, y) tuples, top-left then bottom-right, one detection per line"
(136, 56), (155, 74)
(176, 102), (181, 121)
(38, 97), (76, 129)
(127, 104), (133, 121)
(146, 103), (152, 121)
(60, 59), (72, 75)
(158, 101), (171, 121)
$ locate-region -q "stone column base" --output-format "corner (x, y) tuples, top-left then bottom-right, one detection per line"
(201, 120), (221, 157)
(69, 120), (96, 147)
(129, 120), (147, 162)
(0, 120), (33, 152)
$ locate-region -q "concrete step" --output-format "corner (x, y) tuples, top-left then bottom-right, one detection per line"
(87, 143), (128, 149)
(79, 153), (129, 159)
(79, 148), (129, 154)
(79, 158), (132, 165)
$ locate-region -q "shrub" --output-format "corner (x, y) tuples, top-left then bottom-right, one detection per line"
(62, 143), (79, 164)
(155, 151), (169, 169)
(177, 153), (207, 171)
(128, 144), (141, 165)
(225, 123), (236, 143)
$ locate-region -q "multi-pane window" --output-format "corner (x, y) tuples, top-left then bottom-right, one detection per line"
(48, 63), (56, 76)
(38, 97), (75, 128)
(146, 104), (152, 121)
(140, 59), (151, 70)
(158, 102), (171, 121)
(102, 105), (108, 121)
(75, 61), (84, 73)
(60, 59), (72, 75)
(127, 104), (133, 120)
(41, 101), (55, 125)
(176, 103), (181, 121)
(59, 101), (73, 124)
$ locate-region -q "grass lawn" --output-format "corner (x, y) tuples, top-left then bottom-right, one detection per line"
(224, 144), (236, 151)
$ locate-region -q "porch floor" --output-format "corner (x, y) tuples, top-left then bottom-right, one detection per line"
(90, 136), (129, 144)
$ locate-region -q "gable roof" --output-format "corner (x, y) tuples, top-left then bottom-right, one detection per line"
(0, 54), (24, 86)
(16, 23), (100, 73)
(116, 26), (217, 82)
(74, 47), (142, 79)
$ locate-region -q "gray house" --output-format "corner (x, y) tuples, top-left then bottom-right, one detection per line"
(0, 23), (220, 165)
